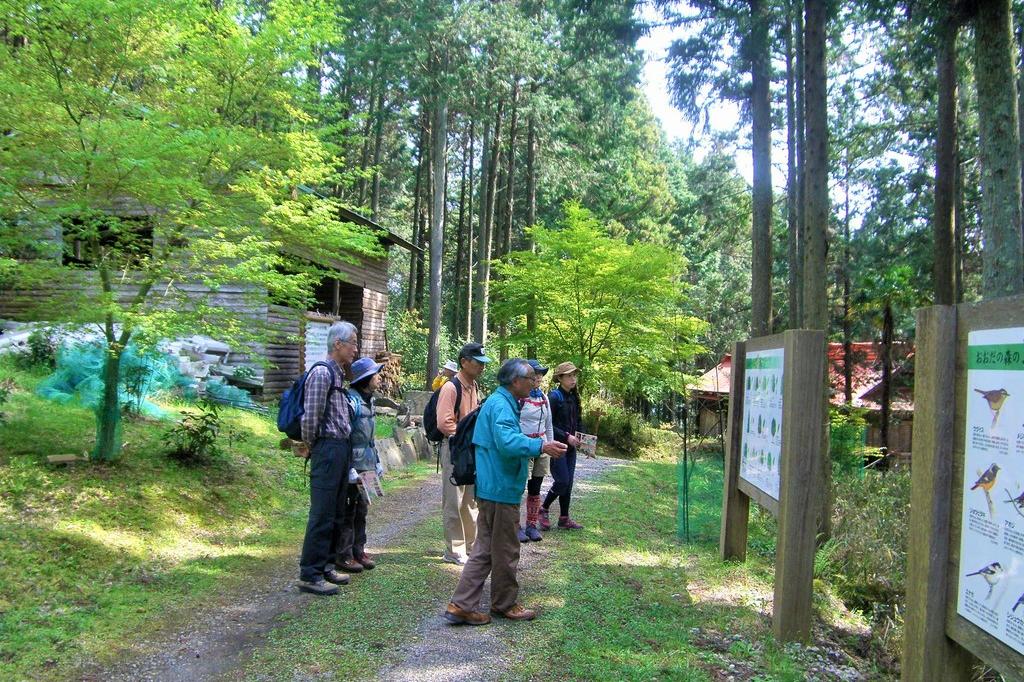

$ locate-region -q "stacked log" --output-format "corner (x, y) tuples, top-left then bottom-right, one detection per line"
(375, 351), (403, 399)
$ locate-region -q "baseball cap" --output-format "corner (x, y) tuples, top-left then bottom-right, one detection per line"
(527, 359), (549, 376)
(458, 342), (491, 364)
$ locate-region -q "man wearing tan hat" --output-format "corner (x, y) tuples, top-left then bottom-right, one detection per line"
(540, 361), (586, 530)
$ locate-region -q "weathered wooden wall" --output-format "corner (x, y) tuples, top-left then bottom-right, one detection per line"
(362, 288), (388, 358)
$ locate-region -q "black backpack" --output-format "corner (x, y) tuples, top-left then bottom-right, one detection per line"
(423, 377), (462, 442)
(448, 401), (483, 486)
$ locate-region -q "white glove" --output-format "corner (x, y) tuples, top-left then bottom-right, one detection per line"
(348, 468), (359, 483)
(375, 461), (384, 477)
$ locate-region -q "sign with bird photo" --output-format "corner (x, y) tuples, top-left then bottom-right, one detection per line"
(957, 326), (1024, 654)
(739, 348), (785, 501)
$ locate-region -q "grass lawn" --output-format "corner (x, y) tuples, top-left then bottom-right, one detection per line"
(0, 359), (429, 680)
(506, 446), (895, 681)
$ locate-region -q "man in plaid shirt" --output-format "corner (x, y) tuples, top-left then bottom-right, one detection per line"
(297, 320), (358, 595)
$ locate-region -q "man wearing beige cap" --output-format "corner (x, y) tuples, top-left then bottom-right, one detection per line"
(436, 343), (489, 564)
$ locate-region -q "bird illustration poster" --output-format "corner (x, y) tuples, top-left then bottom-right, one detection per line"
(957, 327), (1024, 653)
(739, 348), (784, 501)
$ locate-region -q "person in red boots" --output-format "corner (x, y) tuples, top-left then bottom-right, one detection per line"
(517, 359), (553, 542)
(541, 362), (585, 530)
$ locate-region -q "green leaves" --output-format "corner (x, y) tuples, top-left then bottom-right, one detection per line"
(492, 203), (705, 400)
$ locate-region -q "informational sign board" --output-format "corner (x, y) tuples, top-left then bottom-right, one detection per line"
(303, 319), (332, 372)
(719, 330), (825, 643)
(739, 348), (785, 501)
(956, 327), (1024, 654)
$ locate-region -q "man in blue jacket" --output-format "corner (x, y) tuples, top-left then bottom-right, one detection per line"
(445, 359), (568, 625)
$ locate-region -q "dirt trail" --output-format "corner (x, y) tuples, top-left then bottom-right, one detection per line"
(76, 456), (626, 682)
(77, 473), (443, 682)
(375, 456), (626, 682)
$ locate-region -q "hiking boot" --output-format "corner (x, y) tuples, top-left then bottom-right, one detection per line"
(444, 602), (491, 626)
(538, 507), (551, 531)
(442, 552), (467, 565)
(517, 525), (529, 543)
(491, 604), (536, 621)
(338, 558), (364, 573)
(357, 553), (376, 570)
(557, 516), (583, 530)
(525, 524), (543, 542)
(324, 569), (350, 585)
(297, 578), (339, 596)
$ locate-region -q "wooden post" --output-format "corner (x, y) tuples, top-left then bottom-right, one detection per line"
(773, 330), (825, 642)
(902, 305), (974, 680)
(720, 341), (749, 561)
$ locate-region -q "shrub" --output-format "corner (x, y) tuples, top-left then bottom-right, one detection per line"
(0, 378), (10, 424)
(582, 395), (655, 455)
(830, 406), (871, 473)
(15, 328), (58, 370)
(818, 467), (911, 658)
(163, 400), (224, 464)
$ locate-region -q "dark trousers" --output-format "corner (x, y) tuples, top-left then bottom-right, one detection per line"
(545, 449), (577, 515)
(451, 499), (522, 613)
(332, 482), (368, 563)
(299, 437), (351, 581)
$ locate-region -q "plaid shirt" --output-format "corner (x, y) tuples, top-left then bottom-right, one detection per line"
(300, 359), (352, 444)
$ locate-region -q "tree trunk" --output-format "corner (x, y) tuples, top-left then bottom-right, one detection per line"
(426, 97), (447, 389)
(93, 333), (124, 462)
(934, 16), (958, 305)
(975, 0), (1024, 298)
(785, 0), (800, 329)
(464, 122), (475, 340)
(803, 0), (831, 541)
(498, 82), (520, 362)
(407, 118), (427, 311)
(842, 152), (853, 404)
(453, 131), (469, 334)
(526, 109), (538, 358)
(370, 88), (387, 220)
(795, 0), (806, 326)
(880, 302), (893, 453)
(357, 78), (378, 208)
(472, 98), (505, 342)
(472, 115), (492, 341)
(803, 0), (828, 332)
(749, 0), (773, 338)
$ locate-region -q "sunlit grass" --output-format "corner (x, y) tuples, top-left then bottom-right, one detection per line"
(504, 455), (891, 681)
(0, 357), (433, 680)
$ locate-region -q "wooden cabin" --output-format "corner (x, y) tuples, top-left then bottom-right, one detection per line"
(0, 205), (418, 397)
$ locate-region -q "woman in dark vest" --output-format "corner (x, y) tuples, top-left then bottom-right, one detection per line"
(541, 362), (585, 530)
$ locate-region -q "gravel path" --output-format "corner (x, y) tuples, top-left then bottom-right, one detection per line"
(75, 455), (627, 682)
(375, 455), (626, 682)
(77, 473), (444, 682)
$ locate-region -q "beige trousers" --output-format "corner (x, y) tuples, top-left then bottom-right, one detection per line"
(441, 438), (478, 559)
(451, 499), (522, 613)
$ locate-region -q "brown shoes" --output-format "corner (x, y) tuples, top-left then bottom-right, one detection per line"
(444, 602), (491, 626)
(357, 553), (376, 570)
(338, 558), (364, 573)
(490, 604), (537, 621)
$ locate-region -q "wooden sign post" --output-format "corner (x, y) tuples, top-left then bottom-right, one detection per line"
(904, 295), (1024, 681)
(720, 330), (826, 642)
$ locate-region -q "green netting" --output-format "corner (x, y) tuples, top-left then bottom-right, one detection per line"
(204, 379), (259, 411)
(37, 341), (194, 418)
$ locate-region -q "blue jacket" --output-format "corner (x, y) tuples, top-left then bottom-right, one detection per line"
(472, 386), (544, 504)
